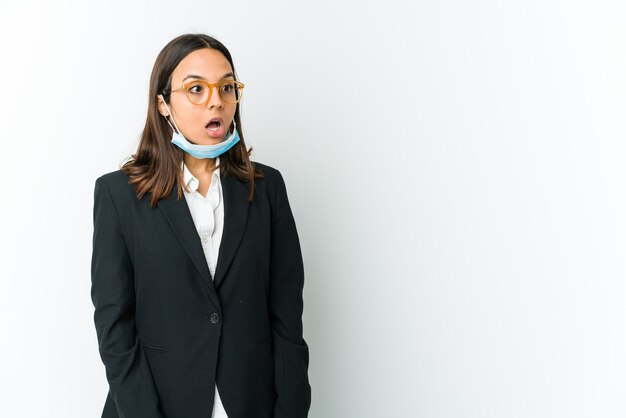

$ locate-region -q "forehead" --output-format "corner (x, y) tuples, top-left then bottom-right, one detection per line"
(171, 48), (233, 84)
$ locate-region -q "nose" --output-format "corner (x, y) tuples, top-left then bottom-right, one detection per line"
(207, 85), (223, 109)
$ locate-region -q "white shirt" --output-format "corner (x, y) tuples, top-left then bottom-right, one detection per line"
(181, 156), (228, 418)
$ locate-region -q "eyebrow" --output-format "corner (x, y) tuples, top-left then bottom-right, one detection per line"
(182, 72), (234, 82)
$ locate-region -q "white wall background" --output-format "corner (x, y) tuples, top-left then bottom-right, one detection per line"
(1, 0), (625, 417)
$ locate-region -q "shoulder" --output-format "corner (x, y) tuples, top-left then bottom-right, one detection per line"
(251, 160), (280, 180)
(95, 169), (132, 191)
(96, 168), (129, 185)
(251, 160), (287, 192)
(249, 161), (294, 210)
(94, 169), (139, 204)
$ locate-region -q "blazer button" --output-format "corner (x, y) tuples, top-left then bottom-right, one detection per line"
(210, 313), (220, 324)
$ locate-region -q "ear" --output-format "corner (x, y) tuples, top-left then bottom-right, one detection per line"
(157, 95), (170, 117)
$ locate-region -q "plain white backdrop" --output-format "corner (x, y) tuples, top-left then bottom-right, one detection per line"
(1, 0), (625, 417)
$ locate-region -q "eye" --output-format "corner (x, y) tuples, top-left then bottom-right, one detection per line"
(188, 82), (205, 94)
(221, 82), (235, 94)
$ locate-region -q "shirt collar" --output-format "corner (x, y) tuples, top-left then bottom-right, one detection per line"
(182, 156), (221, 193)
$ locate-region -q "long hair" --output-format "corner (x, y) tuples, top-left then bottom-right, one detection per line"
(122, 33), (263, 207)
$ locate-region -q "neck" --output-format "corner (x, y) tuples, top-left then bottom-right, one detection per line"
(184, 153), (217, 175)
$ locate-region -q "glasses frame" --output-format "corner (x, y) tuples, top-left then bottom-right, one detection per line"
(162, 79), (245, 105)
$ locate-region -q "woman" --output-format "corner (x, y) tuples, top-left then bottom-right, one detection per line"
(91, 33), (311, 418)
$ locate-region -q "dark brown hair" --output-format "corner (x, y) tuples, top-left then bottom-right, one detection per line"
(122, 33), (263, 207)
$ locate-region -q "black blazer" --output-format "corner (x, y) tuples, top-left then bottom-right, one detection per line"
(90, 161), (311, 418)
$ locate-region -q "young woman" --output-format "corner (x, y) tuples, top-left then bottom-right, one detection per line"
(91, 33), (311, 418)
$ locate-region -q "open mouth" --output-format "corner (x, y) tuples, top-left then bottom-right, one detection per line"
(205, 117), (225, 138)
(206, 119), (222, 131)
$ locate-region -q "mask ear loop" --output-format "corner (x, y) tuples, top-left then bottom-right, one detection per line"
(158, 94), (181, 134)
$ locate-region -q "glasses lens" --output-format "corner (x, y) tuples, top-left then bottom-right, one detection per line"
(184, 81), (243, 104)
(185, 81), (210, 105)
(219, 81), (243, 104)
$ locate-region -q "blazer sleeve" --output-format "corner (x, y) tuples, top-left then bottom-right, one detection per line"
(90, 177), (163, 418)
(269, 170), (312, 418)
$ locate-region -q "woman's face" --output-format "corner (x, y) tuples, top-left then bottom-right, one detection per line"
(158, 48), (237, 145)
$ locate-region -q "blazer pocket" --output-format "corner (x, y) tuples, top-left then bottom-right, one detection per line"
(141, 343), (169, 353)
(255, 334), (271, 344)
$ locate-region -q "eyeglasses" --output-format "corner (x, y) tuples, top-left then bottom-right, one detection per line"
(162, 79), (245, 105)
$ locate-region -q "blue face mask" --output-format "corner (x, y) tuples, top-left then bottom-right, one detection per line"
(158, 94), (240, 159)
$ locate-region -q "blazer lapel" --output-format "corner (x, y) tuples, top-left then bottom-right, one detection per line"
(156, 172), (250, 301)
(157, 183), (220, 309)
(214, 172), (250, 289)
